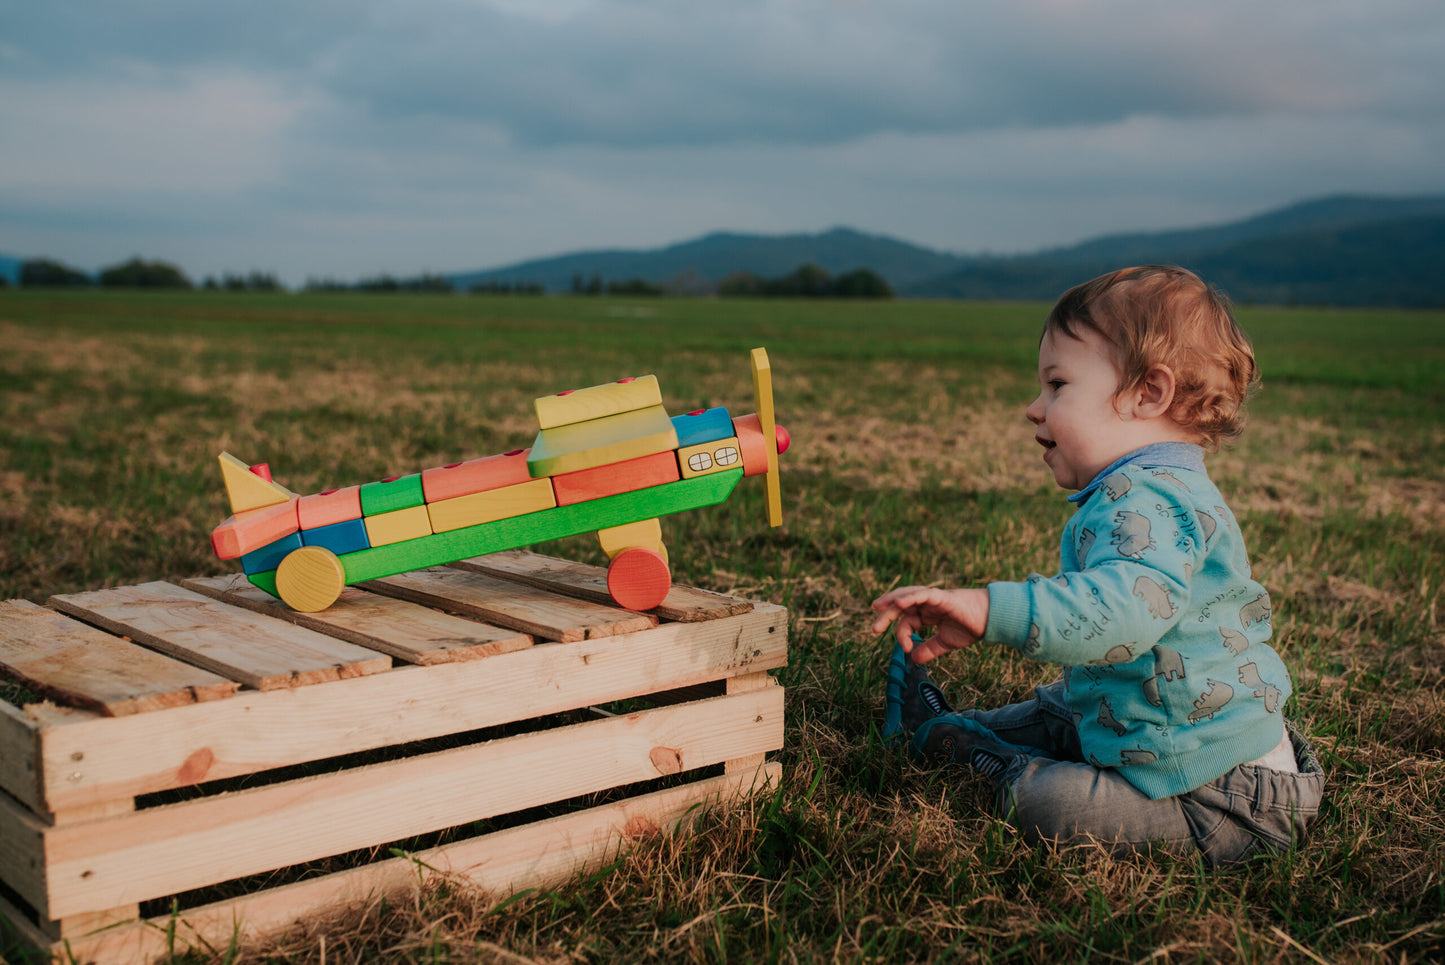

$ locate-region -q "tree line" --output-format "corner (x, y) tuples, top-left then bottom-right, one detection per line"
(7, 256), (893, 299)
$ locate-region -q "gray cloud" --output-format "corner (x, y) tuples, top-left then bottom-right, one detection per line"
(1, 0), (1442, 281)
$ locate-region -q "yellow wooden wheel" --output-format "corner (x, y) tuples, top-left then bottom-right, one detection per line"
(275, 545), (346, 612)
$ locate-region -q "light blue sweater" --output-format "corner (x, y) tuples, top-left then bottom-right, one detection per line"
(985, 443), (1292, 799)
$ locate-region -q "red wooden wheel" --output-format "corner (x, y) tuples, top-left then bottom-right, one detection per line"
(606, 547), (671, 611)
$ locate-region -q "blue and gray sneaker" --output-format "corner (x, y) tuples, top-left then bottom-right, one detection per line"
(883, 639), (954, 742)
(911, 714), (1040, 782)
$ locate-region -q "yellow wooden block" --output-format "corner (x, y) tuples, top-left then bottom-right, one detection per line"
(534, 374), (662, 430)
(750, 347), (783, 527)
(427, 477), (557, 533)
(218, 452), (294, 513)
(597, 518), (666, 563)
(363, 504), (433, 547)
(677, 437), (742, 479)
(275, 545), (347, 612)
(527, 404), (678, 477)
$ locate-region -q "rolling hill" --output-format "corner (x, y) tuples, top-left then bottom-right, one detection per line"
(449, 227), (968, 295)
(449, 195), (1445, 306)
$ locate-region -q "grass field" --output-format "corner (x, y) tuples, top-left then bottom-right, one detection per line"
(1, 289), (1442, 963)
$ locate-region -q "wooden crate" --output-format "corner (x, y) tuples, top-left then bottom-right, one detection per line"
(0, 550), (786, 964)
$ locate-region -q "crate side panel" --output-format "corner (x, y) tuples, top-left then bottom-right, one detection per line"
(41, 687), (784, 918)
(35, 603), (786, 811)
(0, 700), (42, 813)
(38, 764), (780, 965)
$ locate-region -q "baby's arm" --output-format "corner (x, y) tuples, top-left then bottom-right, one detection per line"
(870, 586), (990, 664)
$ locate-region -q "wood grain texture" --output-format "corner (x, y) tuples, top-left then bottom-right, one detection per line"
(24, 765), (780, 965)
(182, 574), (533, 665)
(0, 601), (238, 715)
(39, 687), (784, 918)
(29, 602), (785, 810)
(454, 550), (754, 623)
(362, 567), (655, 641)
(47, 583), (391, 691)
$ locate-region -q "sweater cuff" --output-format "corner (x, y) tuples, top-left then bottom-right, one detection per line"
(985, 581), (1033, 649)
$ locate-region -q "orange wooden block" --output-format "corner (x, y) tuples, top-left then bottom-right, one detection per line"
(606, 547), (672, 611)
(363, 505), (433, 547)
(210, 497), (300, 560)
(297, 486), (363, 530)
(550, 450), (681, 507)
(733, 414), (770, 478)
(421, 449), (534, 503)
(426, 477), (558, 533)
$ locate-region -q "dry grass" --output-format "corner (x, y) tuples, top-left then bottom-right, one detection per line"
(0, 291), (1442, 963)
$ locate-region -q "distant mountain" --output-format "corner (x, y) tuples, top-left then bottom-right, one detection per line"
(906, 195), (1445, 306)
(449, 227), (970, 294)
(446, 194), (1445, 307)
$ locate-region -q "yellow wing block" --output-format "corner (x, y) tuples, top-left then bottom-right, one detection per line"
(218, 452), (295, 513)
(533, 374), (663, 430)
(527, 404), (679, 477)
(426, 477), (558, 533)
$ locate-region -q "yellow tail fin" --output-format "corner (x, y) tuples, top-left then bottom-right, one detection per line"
(218, 452), (294, 514)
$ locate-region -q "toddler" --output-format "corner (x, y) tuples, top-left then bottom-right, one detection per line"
(872, 266), (1323, 865)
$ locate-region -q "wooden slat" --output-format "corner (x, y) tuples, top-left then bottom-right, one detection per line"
(181, 574), (533, 666)
(24, 764), (781, 965)
(454, 549), (754, 622)
(48, 583), (391, 691)
(30, 603), (787, 811)
(0, 788), (49, 917)
(362, 567), (656, 642)
(0, 699), (43, 812)
(0, 601), (239, 716)
(40, 687), (784, 918)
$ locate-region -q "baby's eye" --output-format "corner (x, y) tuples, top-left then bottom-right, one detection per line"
(1047, 379), (1066, 390)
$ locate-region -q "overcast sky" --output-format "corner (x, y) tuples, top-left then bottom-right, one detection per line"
(2, 0), (1442, 285)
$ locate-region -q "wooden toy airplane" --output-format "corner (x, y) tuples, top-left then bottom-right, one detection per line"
(209, 348), (789, 613)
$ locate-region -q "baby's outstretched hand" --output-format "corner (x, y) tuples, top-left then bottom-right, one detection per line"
(870, 586), (990, 664)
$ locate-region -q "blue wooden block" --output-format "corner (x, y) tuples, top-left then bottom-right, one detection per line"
(671, 407), (734, 448)
(241, 531), (303, 575)
(301, 516), (371, 556)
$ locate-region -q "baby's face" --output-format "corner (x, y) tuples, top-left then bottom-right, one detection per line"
(1025, 326), (1167, 491)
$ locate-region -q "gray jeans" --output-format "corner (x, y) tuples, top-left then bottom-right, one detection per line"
(965, 679), (1325, 866)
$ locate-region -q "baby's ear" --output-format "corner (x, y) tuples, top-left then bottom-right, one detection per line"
(1131, 364), (1178, 419)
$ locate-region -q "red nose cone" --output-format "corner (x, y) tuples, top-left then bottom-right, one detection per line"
(775, 424), (791, 455)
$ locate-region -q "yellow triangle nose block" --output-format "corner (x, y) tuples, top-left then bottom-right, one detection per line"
(218, 452), (295, 513)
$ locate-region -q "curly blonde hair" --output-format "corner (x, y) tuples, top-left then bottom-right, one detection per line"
(1043, 265), (1260, 449)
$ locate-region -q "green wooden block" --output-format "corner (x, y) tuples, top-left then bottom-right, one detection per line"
(248, 569), (279, 597)
(361, 473), (425, 515)
(337, 469), (743, 585)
